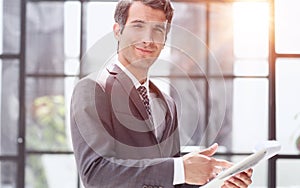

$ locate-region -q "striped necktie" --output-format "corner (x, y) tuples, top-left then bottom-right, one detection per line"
(137, 86), (151, 116)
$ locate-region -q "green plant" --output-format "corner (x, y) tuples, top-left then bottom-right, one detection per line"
(26, 95), (67, 188)
(28, 95), (67, 150)
(294, 112), (300, 151)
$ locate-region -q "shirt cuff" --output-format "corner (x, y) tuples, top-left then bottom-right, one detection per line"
(173, 157), (185, 185)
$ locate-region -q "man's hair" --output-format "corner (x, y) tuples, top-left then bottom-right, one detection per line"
(114, 0), (174, 33)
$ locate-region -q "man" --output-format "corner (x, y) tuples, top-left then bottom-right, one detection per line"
(70, 0), (253, 187)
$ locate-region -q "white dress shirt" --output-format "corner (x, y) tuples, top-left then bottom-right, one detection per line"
(115, 61), (185, 185)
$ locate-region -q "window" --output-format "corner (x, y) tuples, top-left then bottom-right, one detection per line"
(1, 0), (299, 187)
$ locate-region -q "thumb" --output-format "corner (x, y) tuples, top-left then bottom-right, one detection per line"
(199, 143), (218, 156)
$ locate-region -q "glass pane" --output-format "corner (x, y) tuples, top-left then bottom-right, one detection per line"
(209, 3), (234, 75)
(0, 161), (17, 188)
(0, 60), (19, 155)
(275, 0), (300, 54)
(277, 159), (300, 187)
(64, 59), (79, 76)
(26, 2), (64, 74)
(207, 79), (233, 150)
(234, 60), (269, 77)
(170, 2), (207, 76)
(26, 77), (75, 151)
(1, 0), (21, 54)
(232, 78), (269, 152)
(64, 77), (79, 149)
(276, 59), (300, 154)
(26, 154), (77, 188)
(85, 2), (116, 51)
(82, 2), (117, 76)
(64, 2), (81, 58)
(233, 2), (269, 58)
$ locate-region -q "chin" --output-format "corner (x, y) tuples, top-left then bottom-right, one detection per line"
(132, 57), (156, 69)
(139, 56), (156, 62)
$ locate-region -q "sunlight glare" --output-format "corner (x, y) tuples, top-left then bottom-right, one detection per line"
(233, 2), (269, 58)
(275, 0), (300, 54)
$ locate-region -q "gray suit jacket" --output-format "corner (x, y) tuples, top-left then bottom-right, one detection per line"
(71, 64), (196, 188)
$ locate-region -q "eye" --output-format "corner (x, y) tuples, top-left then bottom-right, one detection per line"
(154, 27), (164, 33)
(133, 23), (144, 28)
(153, 24), (166, 34)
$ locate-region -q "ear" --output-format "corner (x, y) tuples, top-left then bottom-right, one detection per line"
(113, 23), (121, 40)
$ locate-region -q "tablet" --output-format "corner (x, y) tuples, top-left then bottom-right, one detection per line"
(201, 140), (281, 188)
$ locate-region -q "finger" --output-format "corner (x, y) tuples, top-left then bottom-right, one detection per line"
(226, 177), (248, 188)
(199, 143), (218, 156)
(245, 168), (253, 177)
(223, 180), (239, 188)
(235, 172), (253, 185)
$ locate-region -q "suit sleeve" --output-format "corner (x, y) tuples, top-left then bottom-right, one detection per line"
(71, 78), (178, 188)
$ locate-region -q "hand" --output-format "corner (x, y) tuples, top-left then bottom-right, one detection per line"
(222, 168), (253, 188)
(183, 143), (232, 185)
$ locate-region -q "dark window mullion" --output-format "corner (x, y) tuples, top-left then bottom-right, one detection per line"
(276, 54), (300, 58)
(268, 0), (277, 187)
(0, 156), (19, 161)
(77, 1), (85, 187)
(204, 1), (210, 148)
(79, 0), (85, 79)
(0, 54), (20, 59)
(26, 73), (79, 78)
(17, 0), (27, 187)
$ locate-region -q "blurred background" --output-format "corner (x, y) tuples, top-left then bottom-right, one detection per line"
(0, 0), (300, 187)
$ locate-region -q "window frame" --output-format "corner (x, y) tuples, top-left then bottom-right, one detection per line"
(1, 0), (299, 187)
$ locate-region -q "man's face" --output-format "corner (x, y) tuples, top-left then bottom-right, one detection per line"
(114, 1), (168, 70)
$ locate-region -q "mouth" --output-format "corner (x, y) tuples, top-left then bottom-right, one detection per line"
(135, 47), (154, 54)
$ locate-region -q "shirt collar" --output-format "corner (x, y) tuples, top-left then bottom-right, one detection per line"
(115, 60), (149, 90)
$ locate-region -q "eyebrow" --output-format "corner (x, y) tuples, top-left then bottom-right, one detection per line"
(129, 19), (146, 24)
(129, 20), (166, 30)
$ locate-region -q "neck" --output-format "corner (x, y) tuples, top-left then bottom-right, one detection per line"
(127, 66), (148, 84)
(118, 56), (149, 84)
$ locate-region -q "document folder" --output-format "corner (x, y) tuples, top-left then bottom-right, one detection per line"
(201, 140), (281, 188)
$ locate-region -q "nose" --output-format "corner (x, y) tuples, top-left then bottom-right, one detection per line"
(142, 29), (155, 45)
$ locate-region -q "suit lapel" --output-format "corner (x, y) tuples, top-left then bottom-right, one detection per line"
(106, 64), (155, 132)
(107, 64), (175, 144)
